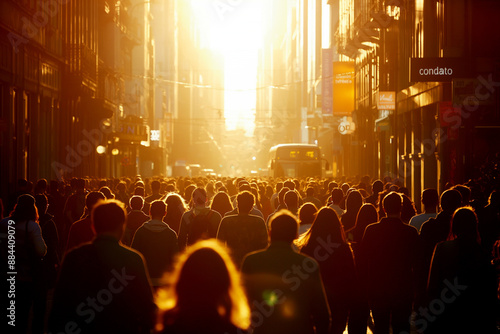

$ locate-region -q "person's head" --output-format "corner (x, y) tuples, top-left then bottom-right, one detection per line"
(298, 202), (318, 226)
(98, 186), (115, 200)
(341, 183), (350, 195)
(34, 178), (48, 194)
(450, 207), (480, 243)
(355, 203), (378, 231)
(422, 188), (439, 212)
(91, 200), (127, 238)
(210, 191), (233, 216)
(345, 190), (363, 213)
(440, 189), (462, 213)
(298, 207), (345, 251)
(452, 185), (471, 206)
(284, 190), (299, 210)
(150, 200), (167, 219)
(305, 187), (315, 197)
(331, 188), (344, 205)
(165, 193), (188, 214)
(236, 191), (254, 214)
(192, 187), (208, 207)
(371, 179), (384, 194)
(328, 181), (339, 192)
(86, 191), (106, 211)
(134, 187), (145, 197)
(159, 240), (250, 330)
(488, 190), (500, 206)
(151, 180), (161, 193)
(269, 210), (298, 244)
(283, 180), (295, 190)
(116, 181), (126, 192)
(383, 191), (403, 216)
(275, 182), (283, 193)
(34, 194), (48, 216)
(129, 195), (144, 211)
(11, 194), (38, 222)
(277, 187), (290, 205)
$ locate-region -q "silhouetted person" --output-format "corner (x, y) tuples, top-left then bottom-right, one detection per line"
(298, 207), (367, 334)
(347, 203), (378, 244)
(359, 192), (418, 334)
(329, 188), (345, 217)
(211, 191), (234, 217)
(365, 180), (383, 206)
(33, 194), (60, 334)
(341, 190), (363, 231)
(283, 190), (300, 216)
(1, 194), (47, 334)
(65, 191), (105, 253)
(478, 190), (500, 255)
(217, 191), (268, 267)
(62, 178), (86, 248)
(270, 182), (283, 210)
(122, 195), (150, 247)
(303, 187), (322, 209)
(145, 180), (163, 204)
(241, 210), (331, 334)
(409, 188), (439, 232)
(157, 240), (250, 334)
(49, 200), (156, 333)
(297, 202), (318, 236)
(416, 189), (463, 309)
(178, 188), (222, 251)
(98, 186), (115, 200)
(163, 192), (188, 234)
(425, 207), (498, 334)
(131, 200), (178, 287)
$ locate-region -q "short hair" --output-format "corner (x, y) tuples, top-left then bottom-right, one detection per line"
(372, 180), (384, 193)
(383, 191), (403, 215)
(237, 191), (254, 214)
(305, 187), (314, 196)
(284, 190), (299, 208)
(150, 200), (167, 218)
(34, 194), (48, 213)
(331, 188), (344, 204)
(451, 207), (479, 241)
(151, 180), (161, 191)
(283, 180), (295, 190)
(129, 195), (144, 210)
(134, 187), (145, 197)
(269, 210), (298, 243)
(92, 200), (126, 234)
(422, 188), (439, 208)
(278, 187), (290, 204)
(440, 189), (462, 213)
(86, 191), (106, 210)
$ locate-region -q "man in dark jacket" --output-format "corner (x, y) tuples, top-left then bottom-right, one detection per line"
(359, 191), (419, 334)
(131, 200), (178, 287)
(49, 200), (156, 334)
(241, 210), (331, 334)
(217, 191), (268, 267)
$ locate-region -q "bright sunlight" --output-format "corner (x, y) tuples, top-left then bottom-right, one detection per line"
(189, 0), (264, 136)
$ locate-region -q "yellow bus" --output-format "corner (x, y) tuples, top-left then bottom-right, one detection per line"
(268, 144), (329, 178)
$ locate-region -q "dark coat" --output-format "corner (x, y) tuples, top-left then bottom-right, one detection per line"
(49, 235), (156, 333)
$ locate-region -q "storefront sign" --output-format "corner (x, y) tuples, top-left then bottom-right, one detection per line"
(410, 58), (470, 82)
(378, 91), (395, 110)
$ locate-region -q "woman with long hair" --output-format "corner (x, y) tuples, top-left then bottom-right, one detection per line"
(163, 193), (188, 234)
(210, 191), (233, 217)
(341, 190), (363, 231)
(427, 207), (498, 334)
(157, 240), (250, 334)
(347, 203), (378, 244)
(297, 207), (365, 334)
(1, 194), (47, 333)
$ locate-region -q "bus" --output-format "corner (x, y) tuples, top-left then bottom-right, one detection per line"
(268, 143), (329, 178)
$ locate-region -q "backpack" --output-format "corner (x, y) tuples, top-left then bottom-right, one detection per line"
(187, 211), (214, 245)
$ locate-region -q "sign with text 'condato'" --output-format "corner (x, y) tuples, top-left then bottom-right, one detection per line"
(410, 58), (470, 82)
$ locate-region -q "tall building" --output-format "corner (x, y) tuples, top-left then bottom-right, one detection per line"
(334, 0), (500, 205)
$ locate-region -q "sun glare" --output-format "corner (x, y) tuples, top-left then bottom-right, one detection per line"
(190, 0), (264, 136)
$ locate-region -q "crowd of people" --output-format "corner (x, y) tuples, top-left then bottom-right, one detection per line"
(1, 174), (500, 333)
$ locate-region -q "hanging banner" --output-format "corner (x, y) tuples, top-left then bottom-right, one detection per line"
(377, 91), (396, 110)
(322, 49), (333, 115)
(332, 62), (355, 116)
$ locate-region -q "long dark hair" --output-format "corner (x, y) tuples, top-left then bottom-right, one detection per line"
(297, 207), (346, 253)
(10, 194), (39, 223)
